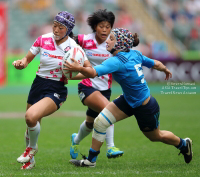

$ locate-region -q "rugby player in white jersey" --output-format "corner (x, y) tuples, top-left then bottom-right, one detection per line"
(13, 11), (91, 170)
(67, 9), (124, 159)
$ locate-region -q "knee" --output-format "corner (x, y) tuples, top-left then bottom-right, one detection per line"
(92, 116), (109, 142)
(93, 115), (109, 132)
(92, 109), (116, 142)
(25, 111), (37, 126)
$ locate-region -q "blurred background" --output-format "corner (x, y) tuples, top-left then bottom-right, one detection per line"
(0, 0), (200, 89)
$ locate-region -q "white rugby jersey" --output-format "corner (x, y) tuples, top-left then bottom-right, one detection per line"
(78, 33), (112, 90)
(30, 32), (87, 82)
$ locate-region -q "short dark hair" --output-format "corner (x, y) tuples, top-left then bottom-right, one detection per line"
(87, 9), (115, 32)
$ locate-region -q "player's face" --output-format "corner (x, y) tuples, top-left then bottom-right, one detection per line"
(52, 22), (68, 41)
(95, 21), (111, 43)
(106, 33), (116, 52)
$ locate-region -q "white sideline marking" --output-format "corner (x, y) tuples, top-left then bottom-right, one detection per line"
(0, 170), (179, 176)
(0, 111), (85, 119)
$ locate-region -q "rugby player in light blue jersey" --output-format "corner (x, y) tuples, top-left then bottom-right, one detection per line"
(64, 28), (193, 167)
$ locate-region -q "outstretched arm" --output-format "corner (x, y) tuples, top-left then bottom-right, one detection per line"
(153, 60), (172, 80)
(64, 57), (120, 79)
(79, 66), (97, 78)
(12, 51), (35, 70)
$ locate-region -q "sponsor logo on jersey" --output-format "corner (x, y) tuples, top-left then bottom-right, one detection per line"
(44, 40), (52, 45)
(42, 52), (49, 57)
(86, 51), (93, 56)
(86, 51), (110, 58)
(42, 52), (63, 59)
(93, 54), (110, 57)
(83, 39), (97, 49)
(85, 42), (93, 47)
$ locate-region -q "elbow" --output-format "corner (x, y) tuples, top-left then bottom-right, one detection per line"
(90, 69), (97, 78)
(153, 60), (161, 69)
(83, 68), (97, 78)
(91, 72), (97, 78)
(153, 60), (166, 71)
(84, 72), (96, 79)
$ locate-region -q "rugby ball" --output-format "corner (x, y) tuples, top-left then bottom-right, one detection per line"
(62, 47), (84, 79)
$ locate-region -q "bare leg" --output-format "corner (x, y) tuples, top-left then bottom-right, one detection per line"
(142, 126), (193, 163)
(143, 126), (180, 146)
(17, 97), (58, 165)
(25, 97), (57, 127)
(91, 137), (104, 151)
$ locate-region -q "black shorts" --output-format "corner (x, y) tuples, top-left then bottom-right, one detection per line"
(78, 83), (111, 118)
(27, 75), (67, 109)
(113, 95), (160, 132)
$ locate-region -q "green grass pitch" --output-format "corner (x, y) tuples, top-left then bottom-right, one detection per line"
(0, 85), (199, 177)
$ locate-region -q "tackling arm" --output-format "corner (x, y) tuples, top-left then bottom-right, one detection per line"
(79, 66), (97, 78)
(64, 57), (119, 79)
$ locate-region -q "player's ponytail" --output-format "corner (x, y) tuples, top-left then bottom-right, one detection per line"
(133, 33), (139, 47)
(69, 31), (74, 38)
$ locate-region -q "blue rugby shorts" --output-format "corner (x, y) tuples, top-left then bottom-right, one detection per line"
(27, 75), (67, 109)
(113, 95), (160, 132)
(78, 83), (111, 118)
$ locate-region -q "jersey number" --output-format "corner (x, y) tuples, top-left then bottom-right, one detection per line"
(134, 64), (144, 83)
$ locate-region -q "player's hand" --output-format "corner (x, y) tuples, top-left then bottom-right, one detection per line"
(164, 68), (172, 80)
(12, 60), (26, 70)
(63, 58), (81, 72)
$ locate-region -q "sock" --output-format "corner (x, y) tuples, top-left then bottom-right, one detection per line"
(105, 125), (115, 148)
(28, 121), (40, 149)
(25, 129), (29, 148)
(25, 129), (35, 162)
(176, 138), (187, 151)
(74, 121), (92, 144)
(88, 148), (100, 163)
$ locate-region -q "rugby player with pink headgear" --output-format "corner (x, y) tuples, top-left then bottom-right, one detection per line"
(13, 11), (91, 170)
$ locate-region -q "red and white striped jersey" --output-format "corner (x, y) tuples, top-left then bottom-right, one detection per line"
(30, 32), (88, 82)
(78, 33), (112, 90)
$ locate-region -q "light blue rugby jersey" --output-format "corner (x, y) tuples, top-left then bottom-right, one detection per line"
(94, 50), (155, 108)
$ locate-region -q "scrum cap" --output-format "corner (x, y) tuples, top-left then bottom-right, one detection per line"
(54, 11), (75, 36)
(111, 28), (134, 51)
